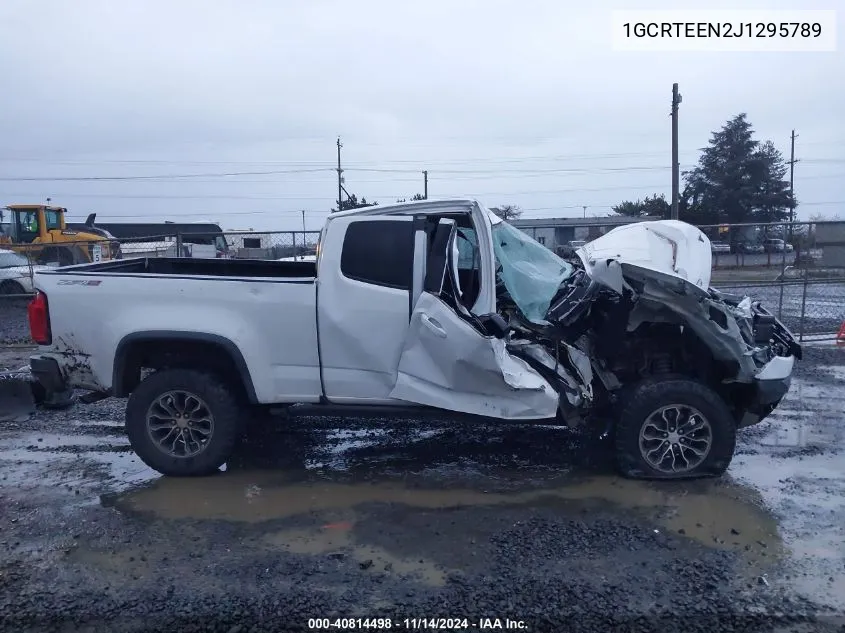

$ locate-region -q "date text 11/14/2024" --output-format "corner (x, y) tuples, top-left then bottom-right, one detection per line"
(307, 618), (528, 630)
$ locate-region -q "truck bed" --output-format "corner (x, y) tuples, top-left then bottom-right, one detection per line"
(32, 255), (322, 403)
(49, 257), (317, 279)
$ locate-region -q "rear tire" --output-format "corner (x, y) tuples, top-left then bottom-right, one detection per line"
(614, 379), (736, 480)
(126, 368), (242, 476)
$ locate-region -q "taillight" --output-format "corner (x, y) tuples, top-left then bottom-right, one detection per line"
(28, 291), (51, 345)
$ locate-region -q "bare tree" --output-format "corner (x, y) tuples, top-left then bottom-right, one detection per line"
(490, 205), (522, 221)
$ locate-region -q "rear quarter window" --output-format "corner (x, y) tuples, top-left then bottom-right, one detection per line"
(340, 220), (413, 289)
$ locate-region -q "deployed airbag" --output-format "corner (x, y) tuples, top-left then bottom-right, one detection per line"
(491, 221), (574, 324)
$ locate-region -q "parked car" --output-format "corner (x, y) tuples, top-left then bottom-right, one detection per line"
(710, 241), (731, 254)
(557, 240), (588, 259)
(0, 248), (49, 295)
(736, 242), (765, 255)
(23, 199), (801, 481)
(763, 238), (794, 253)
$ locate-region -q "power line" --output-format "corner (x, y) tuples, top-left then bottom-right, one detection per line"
(9, 172), (844, 202)
(0, 150), (704, 166)
(63, 198), (845, 222)
(0, 168), (334, 182)
(0, 165), (688, 183)
(347, 165), (683, 175)
(4, 155), (843, 182)
(6, 171), (844, 201)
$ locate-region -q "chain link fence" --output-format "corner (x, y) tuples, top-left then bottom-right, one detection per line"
(699, 220), (845, 342)
(0, 230), (322, 299)
(2, 219), (843, 341)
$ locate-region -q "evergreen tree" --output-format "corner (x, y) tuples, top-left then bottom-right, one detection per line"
(332, 193), (378, 213)
(681, 113), (795, 225)
(612, 194), (670, 218)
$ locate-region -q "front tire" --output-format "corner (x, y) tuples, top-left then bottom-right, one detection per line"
(126, 369), (242, 476)
(614, 379), (736, 479)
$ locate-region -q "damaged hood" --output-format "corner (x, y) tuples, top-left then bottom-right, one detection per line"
(576, 220), (712, 293)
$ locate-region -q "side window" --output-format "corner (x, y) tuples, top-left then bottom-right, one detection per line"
(453, 225), (482, 310)
(45, 210), (62, 230)
(341, 220), (413, 289)
(456, 227), (478, 270)
(16, 212), (39, 239)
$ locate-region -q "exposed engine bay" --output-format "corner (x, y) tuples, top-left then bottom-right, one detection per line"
(488, 219), (802, 429)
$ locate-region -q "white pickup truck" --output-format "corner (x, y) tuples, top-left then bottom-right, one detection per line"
(26, 199), (801, 479)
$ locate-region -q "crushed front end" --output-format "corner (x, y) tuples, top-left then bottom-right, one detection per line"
(490, 218), (801, 431)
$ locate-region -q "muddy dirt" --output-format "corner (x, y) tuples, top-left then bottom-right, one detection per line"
(0, 346), (844, 631)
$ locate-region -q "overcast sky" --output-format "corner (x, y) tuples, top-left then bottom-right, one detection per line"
(1, 0), (843, 231)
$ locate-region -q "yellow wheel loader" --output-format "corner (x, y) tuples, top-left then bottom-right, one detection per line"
(0, 204), (120, 266)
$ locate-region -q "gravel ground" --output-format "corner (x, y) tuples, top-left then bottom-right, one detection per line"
(2, 293), (844, 632)
(0, 299), (31, 345)
(1, 344), (844, 632)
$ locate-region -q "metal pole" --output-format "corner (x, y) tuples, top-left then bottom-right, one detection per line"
(423, 170), (428, 199)
(788, 130), (797, 241)
(300, 210), (306, 258)
(671, 83), (681, 220)
(798, 269), (808, 343)
(778, 222), (787, 318)
(336, 137), (343, 212)
(175, 232), (183, 258)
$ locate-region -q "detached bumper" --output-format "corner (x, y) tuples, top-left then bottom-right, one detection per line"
(30, 355), (67, 393)
(738, 354), (795, 428)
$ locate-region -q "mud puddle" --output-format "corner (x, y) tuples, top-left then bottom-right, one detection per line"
(111, 470), (782, 558)
(731, 374), (845, 610)
(264, 524), (447, 586)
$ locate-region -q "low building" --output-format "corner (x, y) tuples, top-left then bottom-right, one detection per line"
(225, 231), (318, 260)
(814, 221), (845, 267)
(510, 216), (654, 252)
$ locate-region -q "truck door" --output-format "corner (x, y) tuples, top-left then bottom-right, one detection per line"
(317, 215), (418, 403)
(388, 218), (559, 420)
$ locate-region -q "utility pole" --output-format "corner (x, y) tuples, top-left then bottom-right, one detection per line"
(671, 83), (682, 220)
(788, 130), (798, 234)
(336, 137), (344, 212)
(299, 210), (307, 258)
(423, 170), (428, 199)
(582, 205), (587, 218)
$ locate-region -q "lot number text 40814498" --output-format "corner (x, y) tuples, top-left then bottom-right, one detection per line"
(307, 618), (528, 630)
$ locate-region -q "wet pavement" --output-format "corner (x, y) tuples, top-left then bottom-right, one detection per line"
(0, 346), (844, 632)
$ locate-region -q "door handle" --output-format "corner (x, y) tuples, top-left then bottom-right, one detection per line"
(420, 314), (447, 338)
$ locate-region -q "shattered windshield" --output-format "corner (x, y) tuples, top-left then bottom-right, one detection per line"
(491, 220), (574, 324)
